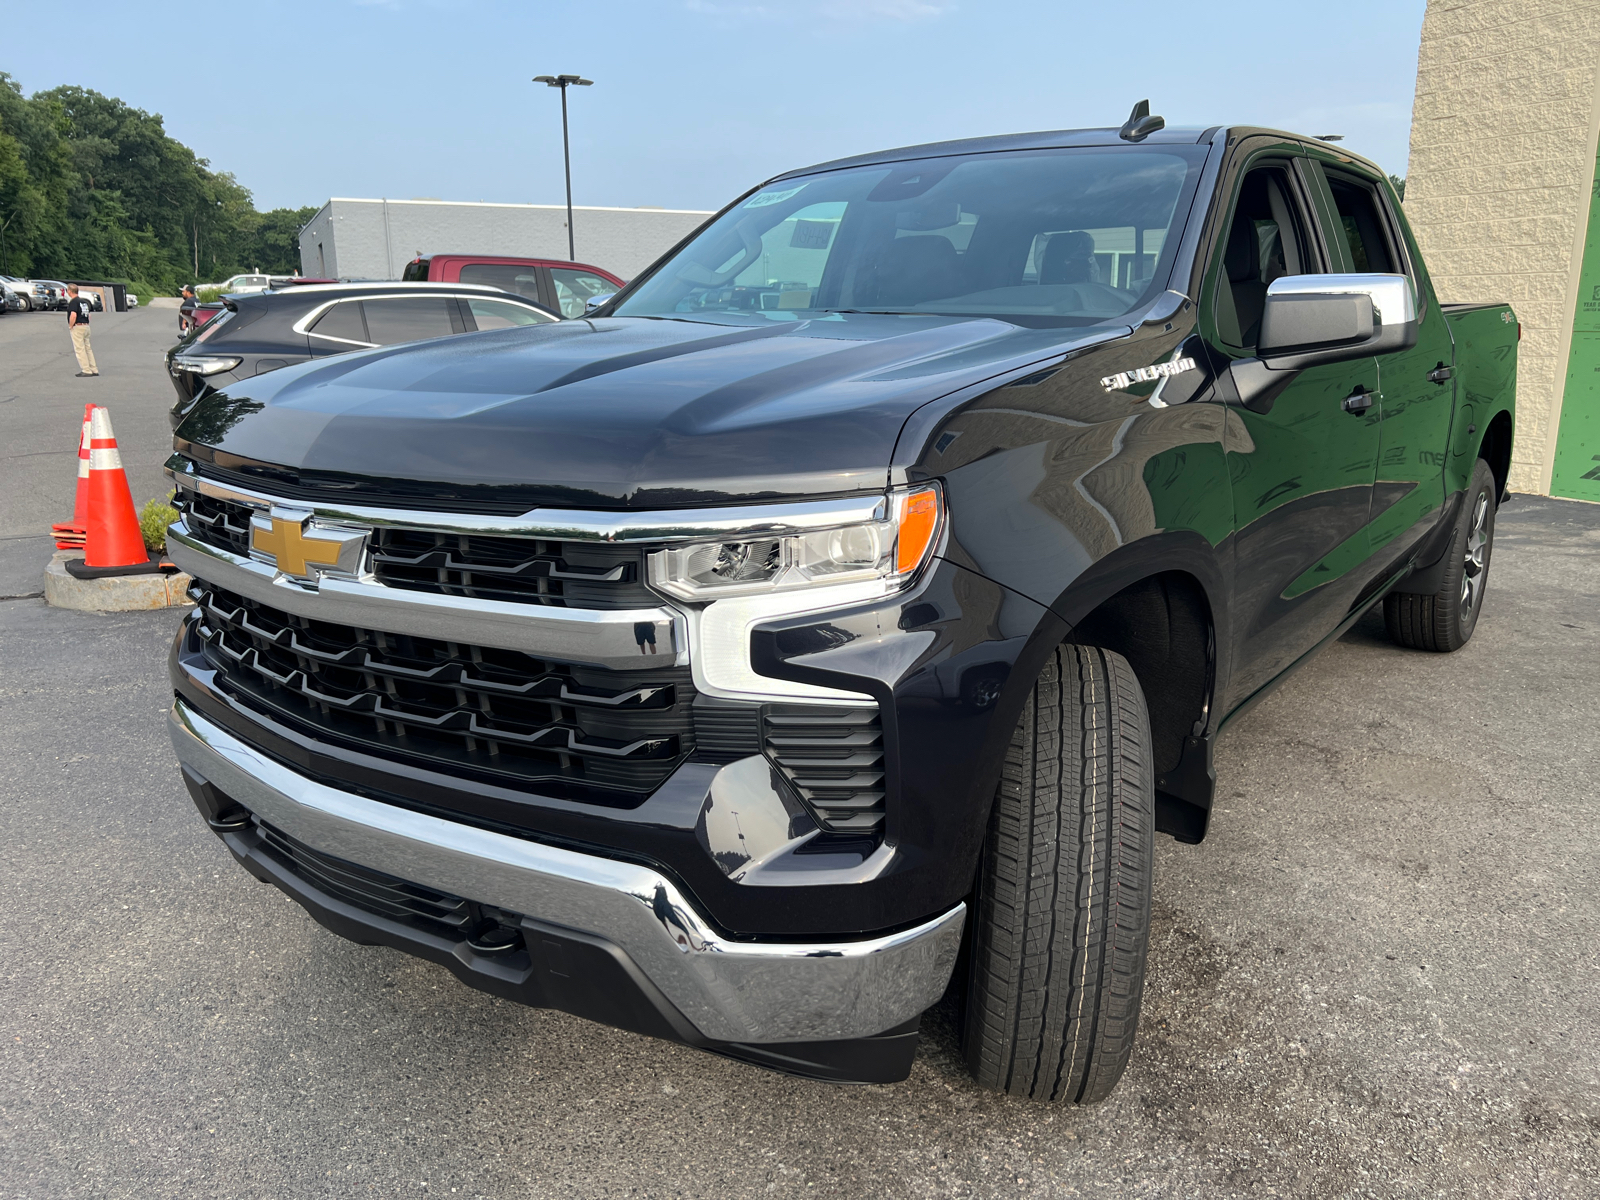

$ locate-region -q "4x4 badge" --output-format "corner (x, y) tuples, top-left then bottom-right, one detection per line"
(1100, 357), (1196, 393)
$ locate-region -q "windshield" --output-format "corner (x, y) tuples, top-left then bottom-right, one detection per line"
(616, 145), (1206, 327)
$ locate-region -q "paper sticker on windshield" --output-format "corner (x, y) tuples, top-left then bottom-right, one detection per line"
(745, 184), (806, 209)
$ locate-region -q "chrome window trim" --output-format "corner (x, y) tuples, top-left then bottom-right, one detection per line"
(170, 698), (964, 1043)
(167, 521), (685, 669)
(166, 458), (889, 544)
(291, 293), (555, 346)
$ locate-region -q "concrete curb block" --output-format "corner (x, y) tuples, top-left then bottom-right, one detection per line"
(44, 551), (193, 612)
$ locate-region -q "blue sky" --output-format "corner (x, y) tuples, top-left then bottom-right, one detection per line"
(4, 0), (1426, 213)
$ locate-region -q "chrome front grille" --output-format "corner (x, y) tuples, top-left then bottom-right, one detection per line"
(172, 490), (656, 610)
(189, 581), (695, 798)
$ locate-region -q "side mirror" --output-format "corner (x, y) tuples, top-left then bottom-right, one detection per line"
(1258, 273), (1418, 369)
(584, 293), (617, 316)
(1225, 273), (1419, 412)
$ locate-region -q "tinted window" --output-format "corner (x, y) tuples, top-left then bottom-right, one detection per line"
(401, 258), (429, 282)
(550, 268), (616, 318)
(459, 263), (543, 299)
(616, 146), (1207, 327)
(309, 300), (369, 344)
(465, 298), (554, 330)
(1213, 165), (1315, 350)
(1325, 175), (1396, 274)
(362, 296), (457, 344)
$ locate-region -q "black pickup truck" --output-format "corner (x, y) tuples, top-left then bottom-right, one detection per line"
(163, 111), (1517, 1104)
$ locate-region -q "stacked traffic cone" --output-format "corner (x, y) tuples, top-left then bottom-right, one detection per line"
(63, 406), (164, 579)
(51, 404), (94, 550)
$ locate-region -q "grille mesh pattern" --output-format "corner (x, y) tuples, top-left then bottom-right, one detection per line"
(190, 581), (695, 797)
(762, 704), (885, 833)
(256, 818), (471, 937)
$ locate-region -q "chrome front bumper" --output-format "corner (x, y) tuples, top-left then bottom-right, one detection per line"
(169, 698), (964, 1045)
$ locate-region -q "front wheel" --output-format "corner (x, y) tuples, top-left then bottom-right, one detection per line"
(1384, 458), (1498, 652)
(961, 643), (1155, 1104)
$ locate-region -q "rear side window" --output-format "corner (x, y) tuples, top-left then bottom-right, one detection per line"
(459, 263), (543, 299)
(401, 258), (430, 282)
(362, 296), (458, 344)
(309, 300), (369, 344)
(1324, 174), (1397, 274)
(550, 268), (617, 317)
(464, 298), (554, 330)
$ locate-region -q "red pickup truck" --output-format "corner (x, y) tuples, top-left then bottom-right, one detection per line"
(402, 254), (623, 318)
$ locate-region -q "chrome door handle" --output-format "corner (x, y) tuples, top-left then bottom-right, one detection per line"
(1342, 388), (1374, 414)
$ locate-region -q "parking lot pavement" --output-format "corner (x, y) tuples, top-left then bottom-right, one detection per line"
(0, 304), (182, 598)
(1, 309), (1596, 1197)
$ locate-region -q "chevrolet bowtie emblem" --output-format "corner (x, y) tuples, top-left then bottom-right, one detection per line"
(249, 508), (367, 580)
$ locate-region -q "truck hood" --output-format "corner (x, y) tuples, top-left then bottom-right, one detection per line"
(176, 313), (1128, 510)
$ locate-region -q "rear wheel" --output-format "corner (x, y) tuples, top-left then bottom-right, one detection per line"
(961, 643), (1155, 1104)
(1384, 458), (1497, 652)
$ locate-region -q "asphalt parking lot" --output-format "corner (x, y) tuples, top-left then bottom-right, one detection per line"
(2, 310), (1597, 1198)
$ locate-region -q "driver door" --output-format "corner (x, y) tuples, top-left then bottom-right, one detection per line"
(1210, 156), (1384, 707)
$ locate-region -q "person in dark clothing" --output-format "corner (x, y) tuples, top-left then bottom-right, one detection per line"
(179, 286), (197, 334)
(65, 285), (98, 377)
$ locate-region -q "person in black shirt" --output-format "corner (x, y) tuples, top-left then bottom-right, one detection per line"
(65, 285), (98, 377)
(179, 285), (196, 334)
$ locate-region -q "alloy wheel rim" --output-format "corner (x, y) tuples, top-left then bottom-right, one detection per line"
(1460, 491), (1490, 616)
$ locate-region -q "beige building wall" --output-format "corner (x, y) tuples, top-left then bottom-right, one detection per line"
(1405, 0), (1600, 494)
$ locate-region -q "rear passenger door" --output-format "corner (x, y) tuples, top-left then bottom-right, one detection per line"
(1310, 163), (1455, 564)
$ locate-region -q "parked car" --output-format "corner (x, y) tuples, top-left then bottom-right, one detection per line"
(164, 280), (558, 426)
(1, 281), (23, 313)
(402, 253), (624, 318)
(9, 279), (63, 311)
(127, 293), (140, 308)
(199, 273), (274, 295)
(163, 114), (1516, 1102)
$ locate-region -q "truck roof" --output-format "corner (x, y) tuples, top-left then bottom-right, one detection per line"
(774, 124), (1388, 184)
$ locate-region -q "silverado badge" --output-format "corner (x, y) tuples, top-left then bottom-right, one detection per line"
(1099, 356), (1196, 393)
(249, 507), (368, 581)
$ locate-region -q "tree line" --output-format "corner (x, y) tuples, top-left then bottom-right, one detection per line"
(0, 72), (314, 296)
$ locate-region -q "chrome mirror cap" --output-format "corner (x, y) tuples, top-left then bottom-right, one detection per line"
(1265, 272), (1416, 328)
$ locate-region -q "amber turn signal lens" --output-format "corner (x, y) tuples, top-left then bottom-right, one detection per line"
(896, 488), (941, 575)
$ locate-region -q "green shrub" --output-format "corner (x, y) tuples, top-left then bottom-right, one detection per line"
(196, 287), (225, 304)
(139, 494), (179, 553)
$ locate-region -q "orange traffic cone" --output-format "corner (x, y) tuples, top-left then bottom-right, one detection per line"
(79, 406), (152, 571)
(51, 404), (94, 549)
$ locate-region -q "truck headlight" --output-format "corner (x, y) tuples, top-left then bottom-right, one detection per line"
(647, 486), (942, 602)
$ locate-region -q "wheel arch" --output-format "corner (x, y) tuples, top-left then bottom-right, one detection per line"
(1478, 408), (1514, 503)
(1041, 533), (1228, 843)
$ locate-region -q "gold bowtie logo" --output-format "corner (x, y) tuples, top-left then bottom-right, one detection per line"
(250, 514), (356, 577)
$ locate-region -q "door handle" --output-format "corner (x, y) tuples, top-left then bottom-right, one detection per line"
(1342, 387), (1374, 414)
(1427, 363), (1455, 385)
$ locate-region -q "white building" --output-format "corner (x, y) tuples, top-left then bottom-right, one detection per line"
(297, 198), (715, 284)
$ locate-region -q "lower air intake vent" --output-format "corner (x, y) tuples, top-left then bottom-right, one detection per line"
(761, 704), (885, 834)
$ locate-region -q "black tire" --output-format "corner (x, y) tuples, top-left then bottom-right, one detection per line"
(1384, 458), (1497, 652)
(961, 643), (1155, 1104)
(20, 296), (31, 312)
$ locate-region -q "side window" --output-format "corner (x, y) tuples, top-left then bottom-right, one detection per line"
(401, 259), (429, 282)
(1323, 174), (1397, 275)
(464, 298), (555, 330)
(1212, 165), (1315, 350)
(361, 296), (458, 344)
(459, 262), (543, 300)
(550, 268), (619, 318)
(309, 300), (370, 345)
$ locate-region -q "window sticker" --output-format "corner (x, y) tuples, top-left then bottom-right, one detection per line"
(745, 184), (806, 209)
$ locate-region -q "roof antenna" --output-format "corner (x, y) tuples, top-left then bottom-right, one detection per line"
(1315, 134), (1345, 142)
(1119, 99), (1165, 143)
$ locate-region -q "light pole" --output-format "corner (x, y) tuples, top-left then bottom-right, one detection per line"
(533, 74), (593, 261)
